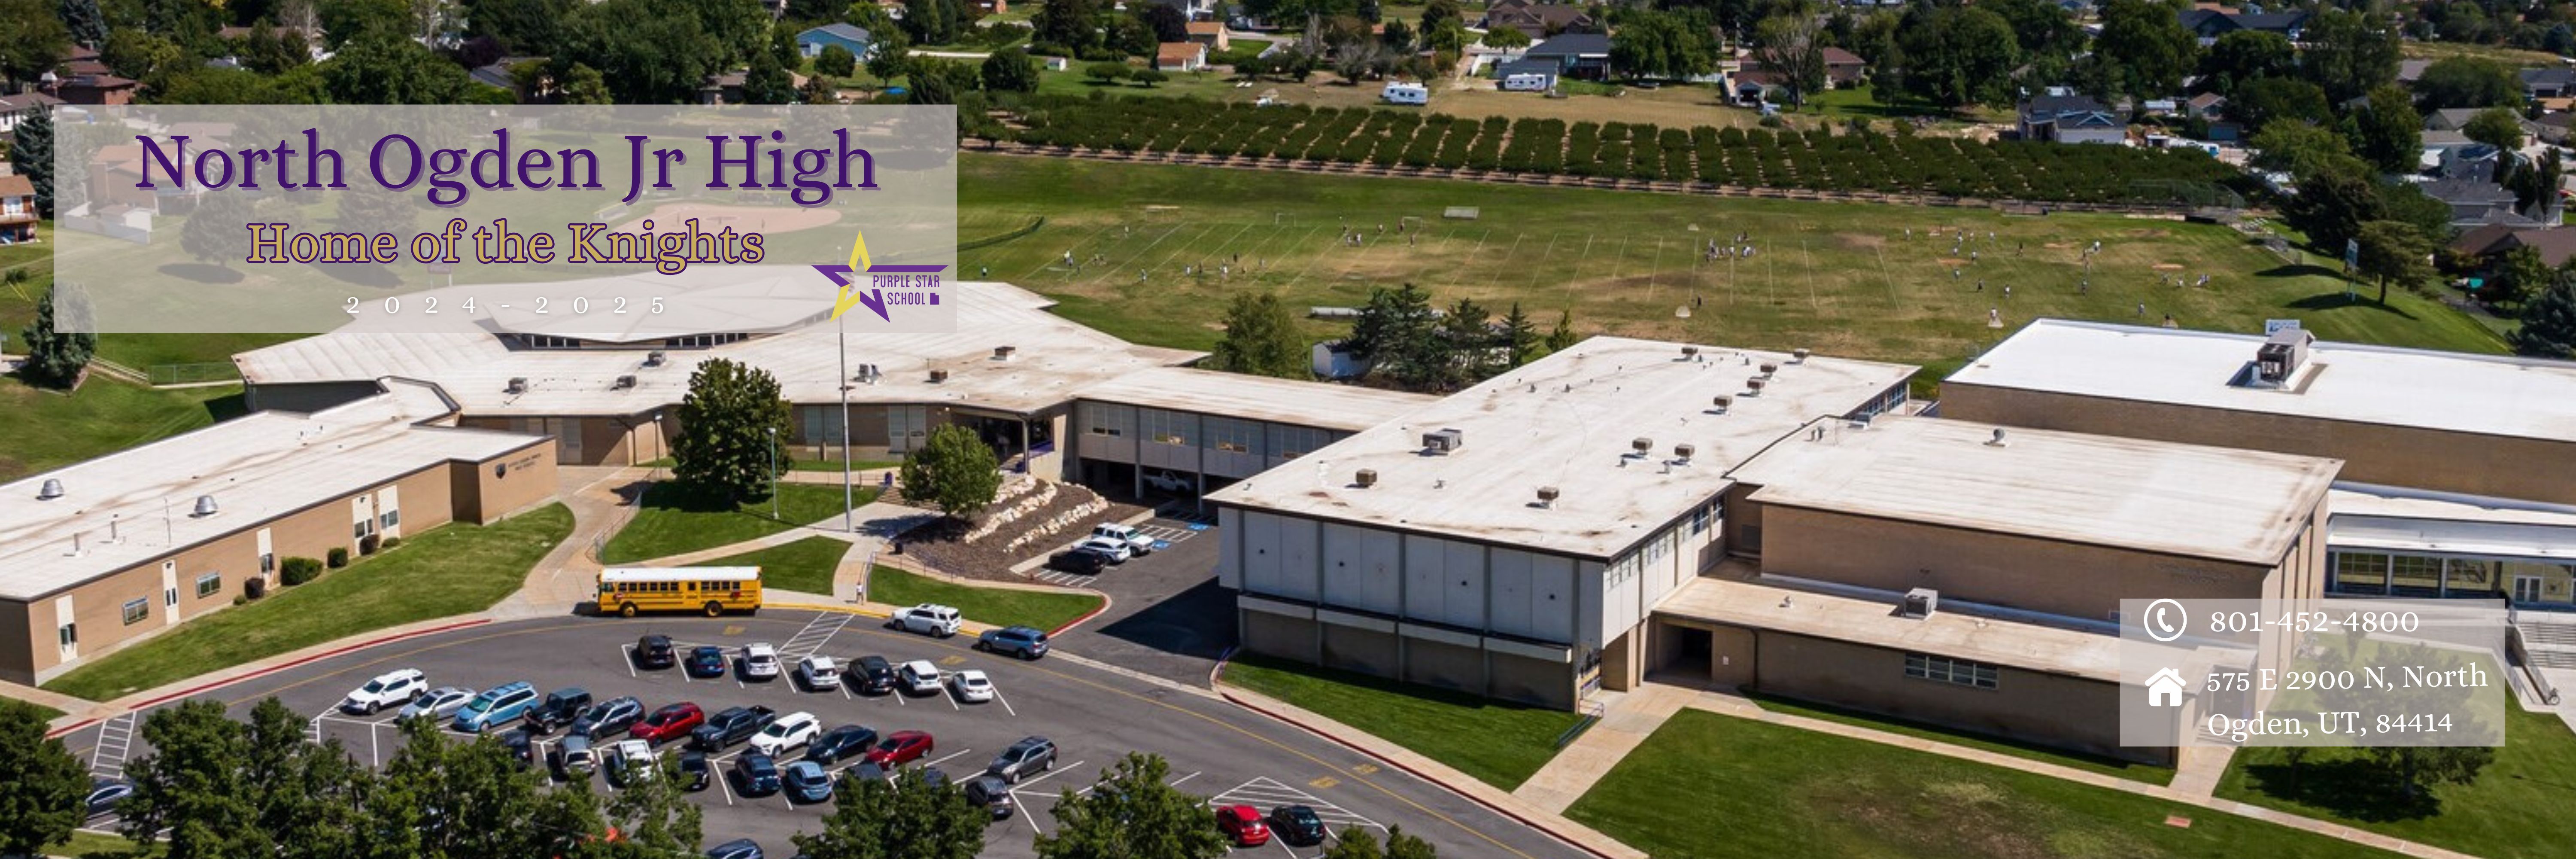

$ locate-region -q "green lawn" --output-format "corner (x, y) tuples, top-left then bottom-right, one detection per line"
(6, 699), (64, 722)
(42, 504), (573, 701)
(0, 377), (246, 482)
(1567, 708), (2398, 859)
(866, 565), (1103, 631)
(1747, 692), (2175, 785)
(2215, 701), (2576, 859)
(1216, 654), (1584, 790)
(599, 483), (877, 564)
(53, 829), (158, 858)
(639, 456), (901, 472)
(701, 536), (852, 597)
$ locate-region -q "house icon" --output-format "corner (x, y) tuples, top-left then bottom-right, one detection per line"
(2144, 667), (2187, 708)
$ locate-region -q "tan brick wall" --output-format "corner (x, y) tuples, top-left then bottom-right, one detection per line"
(1756, 504), (2283, 620)
(455, 441), (559, 524)
(1752, 630), (2166, 765)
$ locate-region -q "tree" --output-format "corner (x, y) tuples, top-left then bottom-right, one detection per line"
(1210, 292), (1305, 378)
(601, 751), (702, 857)
(336, 185), (417, 243)
(467, 0), (581, 53)
(241, 22), (313, 74)
(742, 47), (796, 103)
(1982, 0), (2079, 59)
(672, 357), (791, 500)
(319, 0), (415, 48)
(793, 766), (981, 859)
(1893, 5), (2020, 107)
(99, 27), (185, 88)
(1501, 302), (1541, 366)
(909, 64), (957, 103)
(1034, 0), (1100, 53)
(1419, 0), (1457, 33)
(0, 0), (73, 89)
(1130, 66), (1166, 86)
(2225, 76), (2328, 134)
(800, 71), (841, 103)
(2462, 107), (2525, 151)
(1084, 60), (1130, 83)
(2300, 8), (2400, 105)
(61, 0), (108, 47)
(2351, 85), (2423, 175)
(1322, 828), (1385, 859)
(1608, 10), (1714, 80)
(2514, 274), (2576, 358)
(1346, 282), (1439, 386)
(124, 700), (270, 859)
(1753, 14), (1825, 107)
(9, 107), (50, 218)
(817, 43), (857, 76)
(181, 185), (250, 266)
(1109, 14), (1157, 58)
(2355, 219), (2434, 305)
(904, 0), (960, 44)
(2487, 245), (2549, 308)
(373, 716), (564, 859)
(2197, 30), (2294, 97)
(2248, 120), (2354, 176)
(1140, 2), (1188, 42)
(0, 698), (86, 859)
(1481, 25), (1528, 49)
(981, 48), (1039, 92)
(1034, 753), (1227, 859)
(1435, 296), (1497, 389)
(2091, 0), (2196, 104)
(1544, 308), (1577, 351)
(18, 288), (94, 388)
(868, 27), (913, 81)
(2415, 56), (2523, 111)
(899, 423), (1002, 518)
(323, 31), (476, 103)
(1379, 18), (1412, 52)
(1385, 827), (1437, 859)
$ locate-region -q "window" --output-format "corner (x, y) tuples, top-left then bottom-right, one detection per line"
(165, 587), (177, 607)
(1081, 403), (1130, 437)
(259, 553), (276, 573)
(1206, 417), (1259, 454)
(196, 573), (222, 598)
(122, 598), (149, 625)
(1139, 409), (1191, 446)
(1905, 653), (1998, 689)
(355, 521), (372, 539)
(58, 623), (76, 648)
(380, 509), (401, 529)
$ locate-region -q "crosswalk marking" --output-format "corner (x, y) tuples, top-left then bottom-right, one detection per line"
(1204, 777), (1384, 831)
(780, 612), (853, 660)
(92, 711), (137, 778)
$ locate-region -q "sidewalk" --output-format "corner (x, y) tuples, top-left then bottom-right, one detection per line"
(40, 615), (494, 737)
(490, 466), (644, 618)
(1509, 684), (1694, 813)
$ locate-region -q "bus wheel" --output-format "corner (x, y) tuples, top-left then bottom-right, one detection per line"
(703, 601), (723, 617)
(620, 602), (639, 618)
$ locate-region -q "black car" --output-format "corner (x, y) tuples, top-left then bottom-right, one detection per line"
(522, 687), (593, 734)
(805, 725), (878, 765)
(1044, 549), (1109, 576)
(962, 774), (1015, 821)
(85, 777), (134, 818)
(836, 762), (887, 790)
(1267, 805), (1326, 847)
(499, 728), (538, 768)
(732, 752), (783, 797)
(850, 655), (898, 695)
(569, 696), (645, 739)
(677, 750), (711, 792)
(684, 646), (729, 679)
(705, 838), (764, 859)
(634, 635), (677, 670)
(690, 705), (778, 751)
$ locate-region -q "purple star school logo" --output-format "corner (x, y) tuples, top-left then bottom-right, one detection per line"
(814, 229), (947, 323)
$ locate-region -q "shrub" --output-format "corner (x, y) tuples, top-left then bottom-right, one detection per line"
(282, 556), (324, 585)
(233, 595), (249, 606)
(359, 533), (382, 556)
(381, 536), (402, 550)
(326, 547), (349, 569)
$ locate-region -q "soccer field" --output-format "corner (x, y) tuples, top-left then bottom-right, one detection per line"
(955, 153), (2506, 383)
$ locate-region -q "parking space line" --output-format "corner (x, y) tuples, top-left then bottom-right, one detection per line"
(920, 747), (974, 771)
(619, 645), (638, 678)
(716, 761), (737, 806)
(990, 685), (1018, 718)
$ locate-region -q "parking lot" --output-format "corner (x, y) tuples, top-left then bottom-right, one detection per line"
(1040, 516), (1239, 686)
(58, 611), (1592, 859)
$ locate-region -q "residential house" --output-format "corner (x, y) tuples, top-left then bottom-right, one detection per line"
(695, 70), (810, 104)
(1185, 21), (1229, 51)
(2522, 67), (2576, 100)
(2451, 223), (2576, 267)
(2424, 107), (2543, 141)
(1157, 42), (1207, 72)
(2536, 111), (2574, 145)
(0, 92), (62, 134)
(2184, 92), (2227, 120)
(796, 23), (874, 60)
(0, 174), (36, 244)
(2420, 177), (2540, 228)
(1148, 0), (1220, 22)
(2175, 9), (2310, 46)
(1481, 0), (1597, 40)
(44, 73), (138, 106)
(1523, 33), (1612, 81)
(2398, 59), (2430, 85)
(2018, 92), (2126, 145)
(2436, 143), (2502, 182)
(1822, 47), (1867, 88)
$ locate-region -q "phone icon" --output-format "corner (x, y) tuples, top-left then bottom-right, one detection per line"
(2144, 599), (2187, 642)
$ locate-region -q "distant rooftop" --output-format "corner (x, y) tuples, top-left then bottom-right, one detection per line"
(1728, 415), (2340, 565)
(0, 383), (539, 601)
(1657, 576), (2122, 681)
(1206, 337), (1916, 559)
(1944, 319), (2576, 445)
(1074, 367), (1434, 432)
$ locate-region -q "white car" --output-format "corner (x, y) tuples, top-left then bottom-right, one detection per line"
(749, 711), (820, 756)
(948, 670), (995, 704)
(608, 739), (658, 786)
(740, 644), (781, 679)
(398, 685), (474, 721)
(889, 604), (962, 638)
(794, 655), (841, 691)
(1074, 536), (1133, 564)
(1089, 523), (1157, 557)
(339, 668), (427, 715)
(898, 660), (944, 695)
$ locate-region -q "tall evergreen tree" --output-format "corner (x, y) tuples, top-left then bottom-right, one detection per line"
(741, 48), (797, 104)
(18, 288), (95, 389)
(61, 0), (108, 47)
(9, 107), (51, 218)
(671, 357), (791, 500)
(1501, 302), (1541, 366)
(0, 698), (87, 859)
(1544, 308), (1578, 352)
(2514, 274), (2576, 359)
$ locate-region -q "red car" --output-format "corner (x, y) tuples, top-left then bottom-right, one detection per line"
(628, 703), (704, 744)
(1215, 804), (1271, 846)
(862, 730), (934, 766)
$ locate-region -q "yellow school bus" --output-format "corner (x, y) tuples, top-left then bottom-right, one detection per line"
(598, 567), (762, 617)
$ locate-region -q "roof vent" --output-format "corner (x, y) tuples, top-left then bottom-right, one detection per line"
(192, 494), (219, 517)
(855, 363), (881, 384)
(644, 350), (667, 367)
(1986, 428), (2009, 447)
(1902, 588), (1938, 618)
(1792, 347), (1811, 362)
(613, 375), (637, 390)
(1680, 345), (1699, 360)
(1710, 395), (1733, 413)
(1536, 485), (1560, 507)
(505, 377), (528, 394)
(37, 478), (64, 500)
(1673, 442), (1695, 462)
(993, 346), (1016, 361)
(928, 369), (950, 383)
(1745, 377), (1768, 395)
(1422, 427), (1464, 454)
(1355, 468), (1379, 488)
(1630, 437), (1653, 456)
(1759, 361), (1780, 376)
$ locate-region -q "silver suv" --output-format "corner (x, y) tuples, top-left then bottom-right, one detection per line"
(987, 736), (1057, 783)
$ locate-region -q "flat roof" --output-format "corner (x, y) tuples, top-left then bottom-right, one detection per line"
(234, 280), (1203, 417)
(0, 386), (545, 601)
(1074, 367), (1435, 433)
(1206, 337), (1917, 559)
(1656, 576), (2123, 681)
(1728, 416), (2340, 565)
(2328, 485), (2576, 562)
(1944, 319), (2576, 444)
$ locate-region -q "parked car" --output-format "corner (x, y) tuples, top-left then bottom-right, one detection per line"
(523, 687), (594, 734)
(836, 762), (887, 789)
(633, 635), (677, 670)
(948, 670), (995, 704)
(604, 739), (658, 788)
(705, 838), (763, 859)
(749, 711), (820, 757)
(1215, 804), (1271, 847)
(806, 725), (879, 765)
(629, 702), (705, 744)
(398, 685), (475, 721)
(690, 706), (778, 751)
(850, 655), (898, 695)
(888, 604), (961, 637)
(862, 730), (933, 766)
(739, 644), (782, 680)
(549, 734), (598, 781)
(793, 656), (841, 691)
(781, 760), (833, 804)
(1044, 550), (1109, 576)
(1267, 805), (1326, 847)
(499, 728), (538, 768)
(85, 777), (133, 818)
(570, 696), (645, 739)
(732, 752), (783, 797)
(977, 626), (1049, 660)
(1089, 522), (1157, 556)
(452, 682), (539, 733)
(684, 646), (729, 678)
(987, 736), (1056, 783)
(339, 668), (427, 715)
(962, 774), (1016, 820)
(677, 750), (711, 792)
(897, 660), (943, 695)
(1073, 536), (1133, 564)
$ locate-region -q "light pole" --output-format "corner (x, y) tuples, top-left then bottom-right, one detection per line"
(767, 426), (779, 521)
(839, 313), (855, 533)
(650, 411), (663, 482)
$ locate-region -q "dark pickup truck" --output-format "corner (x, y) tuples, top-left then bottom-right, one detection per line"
(690, 705), (778, 751)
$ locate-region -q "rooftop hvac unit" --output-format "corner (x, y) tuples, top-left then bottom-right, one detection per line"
(1902, 588), (1939, 618)
(192, 494), (219, 517)
(1792, 347), (1812, 362)
(1630, 437), (1654, 455)
(1680, 345), (1699, 360)
(1759, 361), (1780, 376)
(613, 375), (637, 390)
(993, 346), (1017, 361)
(928, 369), (950, 383)
(1745, 377), (1768, 395)
(1985, 428), (2009, 447)
(1710, 395), (1733, 413)
(644, 350), (667, 367)
(855, 363), (881, 384)
(37, 478), (64, 500)
(1355, 469), (1379, 488)
(1536, 485), (1560, 507)
(1422, 427), (1464, 453)
(1673, 443), (1695, 462)
(2255, 328), (2313, 384)
(505, 377), (528, 394)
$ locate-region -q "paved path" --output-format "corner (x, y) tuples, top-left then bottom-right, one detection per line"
(490, 466), (645, 619)
(1509, 685), (1692, 813)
